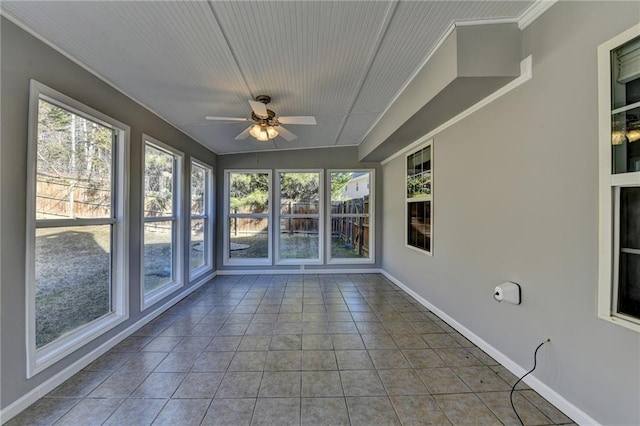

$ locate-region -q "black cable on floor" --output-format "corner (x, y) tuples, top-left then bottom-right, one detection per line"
(510, 338), (550, 425)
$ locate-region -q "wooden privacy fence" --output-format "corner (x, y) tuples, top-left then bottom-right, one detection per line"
(36, 178), (110, 218)
(331, 196), (369, 256)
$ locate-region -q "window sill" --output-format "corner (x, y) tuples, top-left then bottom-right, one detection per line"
(29, 311), (128, 378)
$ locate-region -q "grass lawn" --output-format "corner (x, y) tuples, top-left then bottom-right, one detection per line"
(35, 226), (111, 348)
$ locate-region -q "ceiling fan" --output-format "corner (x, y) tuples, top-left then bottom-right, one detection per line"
(206, 95), (316, 142)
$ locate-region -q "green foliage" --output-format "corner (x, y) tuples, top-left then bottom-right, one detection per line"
(230, 173), (269, 213)
(280, 172), (319, 203)
(407, 173), (431, 199)
(330, 172), (352, 200)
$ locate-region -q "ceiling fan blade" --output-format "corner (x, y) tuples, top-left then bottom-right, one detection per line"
(277, 116), (317, 125)
(249, 100), (268, 118)
(277, 125), (297, 141)
(234, 126), (252, 140)
(206, 116), (251, 122)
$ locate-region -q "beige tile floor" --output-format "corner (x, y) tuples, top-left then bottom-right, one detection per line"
(7, 274), (576, 425)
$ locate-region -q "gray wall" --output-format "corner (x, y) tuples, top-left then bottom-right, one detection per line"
(216, 147), (382, 271)
(381, 2), (640, 424)
(1, 17), (216, 409)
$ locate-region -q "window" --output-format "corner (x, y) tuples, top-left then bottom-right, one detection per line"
(142, 136), (183, 309)
(406, 142), (433, 254)
(224, 171), (271, 265)
(276, 171), (323, 264)
(328, 171), (374, 263)
(598, 24), (640, 332)
(189, 159), (213, 279)
(26, 80), (129, 376)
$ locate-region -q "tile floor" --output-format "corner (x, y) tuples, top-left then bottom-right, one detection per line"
(7, 273), (575, 425)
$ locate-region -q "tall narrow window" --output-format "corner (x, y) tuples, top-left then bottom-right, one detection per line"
(189, 159), (213, 279)
(142, 136), (183, 309)
(406, 142), (433, 254)
(26, 81), (129, 376)
(328, 171), (374, 263)
(277, 170), (323, 264)
(598, 25), (640, 332)
(224, 171), (271, 265)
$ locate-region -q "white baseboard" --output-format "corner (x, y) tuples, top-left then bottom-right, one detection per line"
(0, 271), (215, 424)
(379, 269), (599, 426)
(216, 268), (381, 275)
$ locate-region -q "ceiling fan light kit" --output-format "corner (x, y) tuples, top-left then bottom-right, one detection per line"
(206, 95), (316, 142)
(250, 123), (279, 141)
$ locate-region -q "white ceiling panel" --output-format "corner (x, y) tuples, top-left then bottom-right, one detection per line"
(1, 0), (535, 155)
(336, 113), (382, 146)
(210, 1), (395, 116)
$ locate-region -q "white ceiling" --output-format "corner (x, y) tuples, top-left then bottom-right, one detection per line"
(2, 1), (535, 155)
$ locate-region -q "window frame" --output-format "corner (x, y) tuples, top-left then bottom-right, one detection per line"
(223, 169), (273, 266)
(189, 158), (214, 280)
(141, 135), (184, 311)
(405, 140), (434, 255)
(326, 169), (375, 264)
(25, 80), (130, 377)
(275, 169), (324, 265)
(597, 24), (640, 332)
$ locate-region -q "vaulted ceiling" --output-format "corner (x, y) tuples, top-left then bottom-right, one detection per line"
(1, 1), (535, 155)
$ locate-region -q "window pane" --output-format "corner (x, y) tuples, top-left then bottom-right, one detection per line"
(144, 145), (174, 217)
(228, 217), (269, 259)
(408, 201), (431, 251)
(144, 221), (174, 293)
(330, 215), (369, 259)
(191, 163), (206, 216)
(407, 147), (431, 200)
(620, 187), (640, 249)
(618, 187), (640, 318)
(330, 172), (370, 203)
(35, 225), (112, 348)
(618, 252), (640, 318)
(229, 172), (269, 214)
(280, 172), (320, 214)
(190, 218), (205, 271)
(612, 106), (640, 174)
(279, 218), (319, 259)
(611, 36), (640, 110)
(36, 99), (113, 220)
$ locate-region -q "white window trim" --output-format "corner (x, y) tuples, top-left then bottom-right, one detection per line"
(326, 170), (375, 265)
(141, 135), (184, 311)
(25, 80), (130, 377)
(223, 170), (272, 266)
(189, 158), (214, 280)
(405, 140), (434, 255)
(275, 169), (324, 266)
(597, 24), (640, 333)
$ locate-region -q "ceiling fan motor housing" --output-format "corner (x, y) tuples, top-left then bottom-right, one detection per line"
(251, 109), (277, 123)
(255, 95), (271, 105)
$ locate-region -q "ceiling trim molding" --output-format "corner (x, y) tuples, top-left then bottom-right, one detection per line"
(220, 143), (359, 157)
(455, 17), (518, 27)
(380, 55), (533, 166)
(518, 0), (558, 30)
(0, 8), (219, 155)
